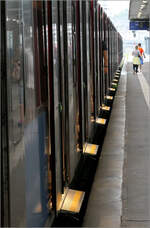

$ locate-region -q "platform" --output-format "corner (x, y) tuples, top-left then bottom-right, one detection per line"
(83, 57), (150, 227)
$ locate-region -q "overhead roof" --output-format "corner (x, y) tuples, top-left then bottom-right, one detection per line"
(129, 0), (150, 21)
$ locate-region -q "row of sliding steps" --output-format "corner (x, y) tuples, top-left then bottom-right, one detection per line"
(53, 67), (123, 227)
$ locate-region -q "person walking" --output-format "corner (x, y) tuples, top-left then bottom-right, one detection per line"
(132, 45), (140, 74)
(138, 43), (145, 72)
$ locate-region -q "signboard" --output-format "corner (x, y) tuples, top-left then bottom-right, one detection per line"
(129, 21), (149, 30)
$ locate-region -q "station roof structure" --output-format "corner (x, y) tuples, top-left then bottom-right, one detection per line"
(129, 0), (150, 21)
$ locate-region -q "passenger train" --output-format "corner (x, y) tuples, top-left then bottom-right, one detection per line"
(1, 0), (123, 226)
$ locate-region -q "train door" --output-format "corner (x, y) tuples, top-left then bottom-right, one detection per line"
(80, 0), (87, 142)
(93, 1), (98, 117)
(4, 0), (53, 226)
(97, 5), (101, 110)
(100, 8), (104, 105)
(80, 0), (92, 141)
(50, 0), (66, 211)
(58, 0), (70, 190)
(89, 1), (95, 121)
(72, 1), (83, 152)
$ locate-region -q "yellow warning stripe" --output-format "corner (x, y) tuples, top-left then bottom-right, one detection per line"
(69, 191), (82, 212)
(91, 144), (97, 154)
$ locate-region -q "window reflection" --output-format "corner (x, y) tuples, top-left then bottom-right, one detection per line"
(6, 0), (49, 226)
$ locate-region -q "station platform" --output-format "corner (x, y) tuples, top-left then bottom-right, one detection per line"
(82, 56), (150, 228)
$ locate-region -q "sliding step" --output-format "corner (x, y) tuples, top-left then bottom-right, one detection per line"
(96, 117), (107, 125)
(109, 88), (116, 92)
(105, 95), (113, 100)
(113, 79), (119, 83)
(101, 105), (110, 111)
(111, 82), (117, 86)
(61, 189), (85, 214)
(83, 143), (99, 156)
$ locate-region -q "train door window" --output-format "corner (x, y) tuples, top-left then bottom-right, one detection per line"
(100, 8), (104, 105)
(72, 1), (83, 153)
(58, 1), (69, 187)
(33, 1), (47, 107)
(89, 1), (95, 122)
(97, 5), (100, 110)
(5, 1), (26, 226)
(84, 1), (92, 138)
(51, 0), (67, 211)
(80, 1), (87, 142)
(5, 0), (50, 226)
(94, 2), (98, 117)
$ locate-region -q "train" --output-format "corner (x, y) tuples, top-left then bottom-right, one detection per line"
(1, 0), (123, 227)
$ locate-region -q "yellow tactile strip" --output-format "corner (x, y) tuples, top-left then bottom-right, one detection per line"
(84, 143), (99, 155)
(96, 118), (106, 125)
(61, 189), (85, 213)
(105, 95), (113, 100)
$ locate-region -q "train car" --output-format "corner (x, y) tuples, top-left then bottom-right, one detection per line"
(1, 0), (123, 227)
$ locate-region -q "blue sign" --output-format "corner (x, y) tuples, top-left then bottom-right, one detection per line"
(129, 21), (149, 30)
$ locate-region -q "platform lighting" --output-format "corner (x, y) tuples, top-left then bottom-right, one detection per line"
(142, 0), (147, 3)
(138, 12), (142, 18)
(140, 4), (145, 9)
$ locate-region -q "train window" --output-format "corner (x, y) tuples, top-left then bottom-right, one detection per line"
(89, 1), (95, 122)
(6, 0), (26, 226)
(33, 1), (48, 107)
(6, 0), (50, 226)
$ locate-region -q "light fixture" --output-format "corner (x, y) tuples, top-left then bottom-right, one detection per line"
(137, 12), (142, 18)
(140, 4), (145, 9)
(142, 0), (147, 3)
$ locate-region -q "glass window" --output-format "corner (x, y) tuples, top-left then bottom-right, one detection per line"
(6, 1), (26, 226)
(6, 0), (50, 226)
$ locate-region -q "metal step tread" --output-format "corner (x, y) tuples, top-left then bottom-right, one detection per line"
(61, 189), (85, 214)
(101, 105), (110, 111)
(96, 118), (107, 125)
(83, 143), (99, 155)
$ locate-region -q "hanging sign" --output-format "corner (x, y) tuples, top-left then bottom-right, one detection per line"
(129, 21), (149, 30)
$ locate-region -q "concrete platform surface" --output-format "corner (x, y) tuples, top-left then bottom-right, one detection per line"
(82, 60), (150, 228)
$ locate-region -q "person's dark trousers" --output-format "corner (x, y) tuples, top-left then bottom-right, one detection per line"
(133, 64), (138, 73)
